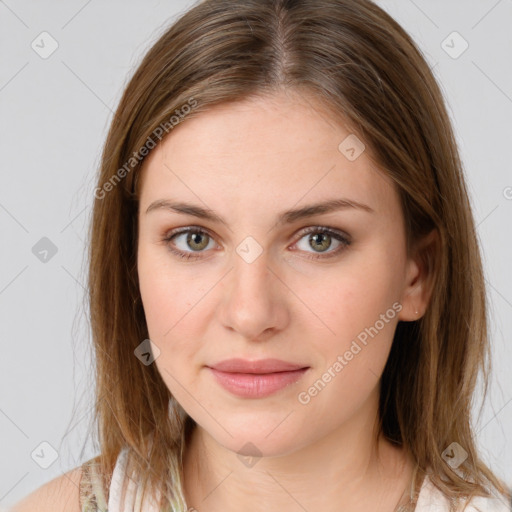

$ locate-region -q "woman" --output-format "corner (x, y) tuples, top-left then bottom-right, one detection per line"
(12, 0), (512, 510)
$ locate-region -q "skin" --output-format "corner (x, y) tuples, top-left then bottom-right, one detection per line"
(136, 88), (434, 512)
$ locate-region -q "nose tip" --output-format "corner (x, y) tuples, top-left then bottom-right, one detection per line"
(219, 255), (288, 341)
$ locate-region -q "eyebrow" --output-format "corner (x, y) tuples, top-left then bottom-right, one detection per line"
(145, 197), (374, 226)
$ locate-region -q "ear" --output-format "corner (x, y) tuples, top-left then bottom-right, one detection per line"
(397, 228), (439, 322)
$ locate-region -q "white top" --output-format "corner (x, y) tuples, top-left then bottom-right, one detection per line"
(108, 448), (511, 512)
(414, 476), (510, 512)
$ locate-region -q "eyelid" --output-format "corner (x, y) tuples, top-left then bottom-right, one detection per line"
(290, 226), (351, 259)
(162, 224), (351, 260)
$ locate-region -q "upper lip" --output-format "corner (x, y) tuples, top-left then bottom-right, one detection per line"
(208, 358), (309, 374)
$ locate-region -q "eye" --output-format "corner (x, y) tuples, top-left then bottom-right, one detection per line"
(162, 226), (351, 261)
(292, 226), (351, 260)
(162, 227), (217, 260)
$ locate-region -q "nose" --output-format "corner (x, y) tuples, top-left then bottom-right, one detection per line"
(217, 247), (289, 342)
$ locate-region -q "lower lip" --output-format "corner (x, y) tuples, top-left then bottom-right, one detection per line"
(208, 367), (309, 398)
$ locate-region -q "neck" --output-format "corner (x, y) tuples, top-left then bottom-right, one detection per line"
(182, 389), (416, 512)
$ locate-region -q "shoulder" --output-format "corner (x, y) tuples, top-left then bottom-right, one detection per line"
(9, 466), (83, 512)
(460, 491), (512, 512)
(416, 474), (511, 512)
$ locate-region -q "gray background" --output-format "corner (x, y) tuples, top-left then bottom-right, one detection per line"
(1, 0), (511, 507)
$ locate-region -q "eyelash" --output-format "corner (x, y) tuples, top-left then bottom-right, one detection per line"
(162, 225), (351, 261)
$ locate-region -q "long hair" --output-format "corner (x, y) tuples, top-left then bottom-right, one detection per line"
(86, 0), (511, 509)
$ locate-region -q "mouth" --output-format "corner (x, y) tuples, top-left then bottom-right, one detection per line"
(206, 358), (310, 398)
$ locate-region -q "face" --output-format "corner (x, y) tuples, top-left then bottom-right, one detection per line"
(136, 89), (422, 458)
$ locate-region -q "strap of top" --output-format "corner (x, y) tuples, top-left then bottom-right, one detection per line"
(79, 456), (109, 512)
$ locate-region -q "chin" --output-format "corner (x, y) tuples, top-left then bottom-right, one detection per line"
(197, 414), (309, 460)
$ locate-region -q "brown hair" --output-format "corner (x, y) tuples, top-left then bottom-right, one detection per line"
(85, 0), (511, 509)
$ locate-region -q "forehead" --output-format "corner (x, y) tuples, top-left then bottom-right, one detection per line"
(138, 90), (398, 219)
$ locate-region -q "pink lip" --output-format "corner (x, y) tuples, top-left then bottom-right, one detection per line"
(207, 358), (310, 398)
(209, 358), (307, 373)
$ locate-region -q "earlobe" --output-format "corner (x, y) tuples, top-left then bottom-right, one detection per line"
(398, 229), (439, 322)
(398, 261), (425, 322)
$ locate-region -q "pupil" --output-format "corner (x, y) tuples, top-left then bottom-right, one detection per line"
(189, 232), (207, 250)
(312, 233), (330, 252)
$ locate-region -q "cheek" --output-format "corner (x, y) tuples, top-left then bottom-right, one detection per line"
(138, 243), (203, 336)
(298, 247), (404, 390)
(137, 251), (202, 404)
(137, 244), (222, 397)
(293, 263), (402, 445)
(137, 246), (198, 364)
(138, 254), (174, 338)
(304, 250), (402, 344)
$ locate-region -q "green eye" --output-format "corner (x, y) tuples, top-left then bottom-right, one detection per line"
(163, 228), (215, 260)
(293, 227), (351, 260)
(163, 226), (351, 261)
